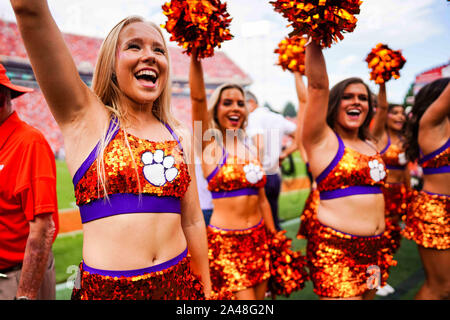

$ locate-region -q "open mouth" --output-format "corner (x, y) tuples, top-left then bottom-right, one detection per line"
(228, 115), (241, 126)
(135, 69), (158, 87)
(346, 108), (361, 118)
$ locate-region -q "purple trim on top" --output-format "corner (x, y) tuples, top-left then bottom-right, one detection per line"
(380, 134), (391, 155)
(418, 138), (450, 164)
(243, 137), (255, 156)
(164, 123), (182, 151)
(206, 147), (228, 182)
(72, 118), (120, 187)
(319, 185), (382, 200)
(210, 187), (259, 199)
(79, 193), (181, 224)
(208, 219), (263, 231)
(423, 190), (450, 198)
(81, 247), (187, 277)
(422, 166), (450, 175)
(316, 132), (345, 184)
(386, 164), (407, 170)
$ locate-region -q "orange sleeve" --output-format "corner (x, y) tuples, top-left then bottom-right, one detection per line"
(14, 137), (58, 221)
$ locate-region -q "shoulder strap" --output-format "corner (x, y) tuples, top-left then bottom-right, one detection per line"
(164, 122), (183, 151)
(315, 131), (345, 184)
(206, 145), (227, 182)
(72, 116), (120, 187)
(419, 137), (450, 164)
(380, 133), (391, 155)
(243, 136), (257, 157)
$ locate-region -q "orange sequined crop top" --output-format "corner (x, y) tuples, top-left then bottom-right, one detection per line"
(206, 144), (266, 198)
(73, 118), (191, 223)
(380, 133), (408, 170)
(316, 132), (386, 200)
(419, 138), (450, 175)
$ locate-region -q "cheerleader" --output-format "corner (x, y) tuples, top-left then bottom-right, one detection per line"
(189, 48), (307, 299)
(293, 72), (319, 240)
(370, 83), (411, 295)
(10, 1), (211, 299)
(403, 78), (450, 300)
(302, 41), (395, 300)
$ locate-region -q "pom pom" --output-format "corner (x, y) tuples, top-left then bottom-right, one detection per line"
(266, 230), (309, 298)
(162, 0), (233, 59)
(365, 43), (406, 84)
(274, 36), (307, 74)
(270, 0), (363, 48)
(208, 289), (235, 300)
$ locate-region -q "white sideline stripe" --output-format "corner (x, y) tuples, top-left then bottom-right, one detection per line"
(280, 217), (300, 228)
(55, 218), (301, 292)
(56, 230), (83, 238)
(56, 282), (73, 291)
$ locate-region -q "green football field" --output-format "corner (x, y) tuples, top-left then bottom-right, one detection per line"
(53, 153), (424, 300)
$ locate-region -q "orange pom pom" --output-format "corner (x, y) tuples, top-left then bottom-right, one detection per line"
(162, 0), (233, 59)
(266, 230), (309, 298)
(365, 43), (406, 84)
(274, 36), (307, 74)
(270, 0), (362, 48)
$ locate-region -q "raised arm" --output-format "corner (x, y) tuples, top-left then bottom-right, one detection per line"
(420, 82), (450, 130)
(418, 82), (450, 151)
(189, 51), (210, 146)
(370, 83), (388, 141)
(10, 0), (99, 128)
(295, 72), (307, 111)
(302, 41), (331, 148)
(294, 72), (308, 161)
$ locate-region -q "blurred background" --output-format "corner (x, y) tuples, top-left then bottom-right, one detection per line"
(0, 0), (448, 300)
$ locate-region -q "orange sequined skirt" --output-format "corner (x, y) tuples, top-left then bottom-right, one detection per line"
(402, 190), (450, 250)
(307, 220), (396, 298)
(207, 219), (308, 298)
(382, 182), (411, 255)
(297, 188), (320, 239)
(207, 220), (271, 295)
(382, 182), (410, 219)
(71, 249), (205, 300)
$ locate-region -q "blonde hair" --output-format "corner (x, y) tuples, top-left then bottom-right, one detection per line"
(206, 83), (248, 142)
(91, 16), (180, 198)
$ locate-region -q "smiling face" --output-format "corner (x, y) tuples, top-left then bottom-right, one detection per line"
(387, 105), (406, 132)
(115, 22), (168, 109)
(216, 88), (247, 130)
(335, 83), (370, 133)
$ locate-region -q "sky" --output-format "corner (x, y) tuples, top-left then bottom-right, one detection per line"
(1, 0), (449, 111)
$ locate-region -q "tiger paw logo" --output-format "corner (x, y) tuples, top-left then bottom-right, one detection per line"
(398, 152), (407, 166)
(368, 159), (386, 182)
(243, 163), (264, 184)
(142, 150), (178, 186)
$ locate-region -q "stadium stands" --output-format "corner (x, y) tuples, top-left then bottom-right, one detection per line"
(0, 18), (252, 155)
